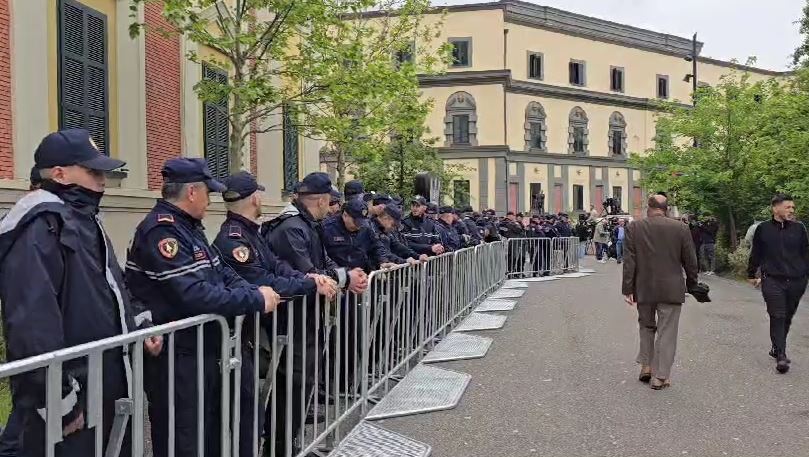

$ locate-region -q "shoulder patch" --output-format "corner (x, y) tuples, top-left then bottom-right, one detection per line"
(158, 237), (179, 259)
(228, 225), (243, 238)
(232, 246), (250, 263)
(157, 214), (175, 224)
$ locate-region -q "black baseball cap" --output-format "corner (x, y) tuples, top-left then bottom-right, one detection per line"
(222, 171), (265, 202)
(411, 196), (427, 206)
(34, 129), (125, 171)
(162, 158), (226, 192)
(297, 172), (333, 195)
(427, 203), (438, 215)
(343, 197), (369, 222)
(382, 203), (402, 220)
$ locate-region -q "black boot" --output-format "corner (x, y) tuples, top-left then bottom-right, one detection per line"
(769, 346), (791, 364)
(776, 353), (790, 374)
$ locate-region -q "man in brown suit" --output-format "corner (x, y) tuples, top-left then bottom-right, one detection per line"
(622, 195), (699, 389)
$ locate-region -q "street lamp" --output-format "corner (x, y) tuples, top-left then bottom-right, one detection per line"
(683, 33), (699, 107)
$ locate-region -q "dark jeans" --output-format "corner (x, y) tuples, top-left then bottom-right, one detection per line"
(595, 243), (607, 260)
(762, 276), (808, 354)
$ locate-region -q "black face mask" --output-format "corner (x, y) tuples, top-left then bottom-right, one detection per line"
(41, 180), (104, 214)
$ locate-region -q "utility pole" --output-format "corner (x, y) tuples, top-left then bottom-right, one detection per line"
(684, 33), (699, 146)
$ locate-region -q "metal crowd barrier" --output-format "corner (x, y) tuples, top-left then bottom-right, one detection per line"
(505, 237), (580, 278)
(0, 238), (575, 457)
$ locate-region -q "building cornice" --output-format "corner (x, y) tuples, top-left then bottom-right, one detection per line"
(697, 56), (793, 77)
(419, 70), (691, 111)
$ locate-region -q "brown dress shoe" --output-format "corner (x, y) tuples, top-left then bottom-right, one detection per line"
(638, 366), (652, 383)
(650, 377), (671, 390)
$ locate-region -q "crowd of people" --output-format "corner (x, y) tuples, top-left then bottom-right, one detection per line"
(0, 129), (582, 457)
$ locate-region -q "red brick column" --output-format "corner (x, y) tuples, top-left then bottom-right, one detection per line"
(144, 2), (182, 190)
(0, 0), (13, 179)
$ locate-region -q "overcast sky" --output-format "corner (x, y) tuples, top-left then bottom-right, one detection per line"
(435, 0), (804, 71)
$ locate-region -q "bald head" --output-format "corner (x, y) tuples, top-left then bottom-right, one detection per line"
(647, 194), (668, 216)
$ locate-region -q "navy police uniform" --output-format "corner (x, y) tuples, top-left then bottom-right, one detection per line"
(126, 159), (266, 457)
(0, 129), (146, 457)
(401, 196), (441, 255)
(436, 207), (462, 251)
(322, 199), (389, 272)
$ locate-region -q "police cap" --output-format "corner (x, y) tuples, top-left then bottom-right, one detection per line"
(162, 158), (226, 192)
(372, 194), (393, 205)
(344, 180), (365, 198)
(343, 197), (369, 221)
(411, 195), (427, 206)
(35, 129), (125, 171)
(363, 191), (376, 203)
(438, 205), (454, 215)
(381, 203), (402, 220)
(426, 203), (438, 215)
(297, 172), (332, 195)
(222, 171), (265, 202)
(330, 189), (342, 205)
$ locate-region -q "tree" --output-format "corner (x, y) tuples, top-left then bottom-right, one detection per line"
(793, 0), (809, 68)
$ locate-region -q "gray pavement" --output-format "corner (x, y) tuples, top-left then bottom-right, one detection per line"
(377, 259), (809, 457)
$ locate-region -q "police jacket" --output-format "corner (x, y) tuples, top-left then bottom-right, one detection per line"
(400, 213), (441, 255)
(0, 184), (149, 423)
(262, 202), (350, 288)
(499, 219), (525, 239)
(481, 219), (500, 242)
(126, 200), (265, 354)
(462, 217), (482, 245)
(747, 218), (809, 279)
(322, 213), (388, 272)
(555, 222), (573, 237)
(387, 223), (421, 261)
(371, 219), (409, 264)
(436, 219), (462, 251)
(212, 211), (316, 298)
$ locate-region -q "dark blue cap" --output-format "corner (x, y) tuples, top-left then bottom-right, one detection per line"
(34, 129), (125, 171)
(344, 180), (364, 198)
(330, 189), (342, 205)
(427, 203), (438, 214)
(382, 203), (402, 221)
(297, 172), (332, 195)
(363, 191), (376, 203)
(161, 158), (226, 192)
(411, 195), (427, 206)
(343, 197), (369, 221)
(222, 171), (265, 202)
(438, 205), (454, 215)
(372, 193), (393, 205)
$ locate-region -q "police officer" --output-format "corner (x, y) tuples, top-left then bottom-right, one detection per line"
(374, 204), (427, 264)
(344, 179), (365, 200)
(435, 206), (462, 251)
(0, 129), (161, 457)
(328, 189), (342, 216)
(211, 171), (338, 457)
(368, 193), (393, 218)
(323, 198), (394, 272)
(263, 172), (368, 456)
(126, 158), (279, 457)
(426, 202), (438, 220)
(460, 206), (482, 245)
(401, 196), (444, 256)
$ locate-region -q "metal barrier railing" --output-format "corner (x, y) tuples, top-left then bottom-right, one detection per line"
(0, 237), (577, 457)
(505, 237), (580, 278)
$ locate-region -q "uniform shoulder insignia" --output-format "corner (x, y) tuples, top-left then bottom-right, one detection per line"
(228, 225), (243, 238)
(157, 214), (175, 224)
(158, 237), (179, 259)
(232, 245), (250, 263)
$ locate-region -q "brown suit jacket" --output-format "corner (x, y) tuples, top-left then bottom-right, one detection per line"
(621, 215), (699, 305)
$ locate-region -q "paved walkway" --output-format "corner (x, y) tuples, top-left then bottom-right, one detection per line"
(378, 259), (809, 457)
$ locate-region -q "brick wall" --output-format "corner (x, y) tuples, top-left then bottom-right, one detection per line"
(144, 2), (182, 190)
(0, 0), (13, 179)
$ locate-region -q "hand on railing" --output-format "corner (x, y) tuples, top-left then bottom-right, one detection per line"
(144, 335), (163, 357)
(380, 262), (398, 270)
(312, 274), (339, 300)
(431, 244), (445, 255)
(348, 268), (369, 294)
(418, 254), (429, 262)
(259, 286), (281, 313)
(63, 411), (84, 437)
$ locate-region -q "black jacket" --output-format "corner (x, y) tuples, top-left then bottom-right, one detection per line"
(400, 214), (441, 254)
(322, 213), (388, 272)
(747, 218), (809, 279)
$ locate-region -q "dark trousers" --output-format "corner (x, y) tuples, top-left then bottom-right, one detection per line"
(0, 403), (23, 457)
(762, 276), (808, 354)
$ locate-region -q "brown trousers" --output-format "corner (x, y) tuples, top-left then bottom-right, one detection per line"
(636, 303), (682, 380)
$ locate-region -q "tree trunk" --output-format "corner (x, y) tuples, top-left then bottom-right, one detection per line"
(727, 206), (738, 251)
(397, 141), (405, 196)
(335, 144), (346, 190)
(229, 114), (245, 174)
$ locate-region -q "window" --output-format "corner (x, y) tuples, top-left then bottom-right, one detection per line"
(444, 92), (478, 146)
(573, 185), (584, 211)
(569, 60), (586, 86)
(453, 180), (470, 208)
(394, 42), (415, 68)
(610, 66), (624, 93)
(524, 101), (547, 151)
(528, 52), (543, 80)
(567, 106), (589, 154)
(58, 0), (109, 154)
(452, 115), (470, 144)
(530, 183), (543, 214)
(657, 75), (669, 99)
(449, 38), (471, 67)
(608, 111), (627, 156)
(202, 63), (229, 180)
(282, 103), (299, 192)
(612, 186), (623, 209)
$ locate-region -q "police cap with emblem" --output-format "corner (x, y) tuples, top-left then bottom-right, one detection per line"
(344, 180), (365, 199)
(162, 157), (226, 192)
(411, 195), (427, 207)
(297, 172), (333, 195)
(342, 197), (369, 222)
(382, 203), (402, 221)
(372, 193), (393, 206)
(35, 128), (126, 171)
(222, 171), (266, 202)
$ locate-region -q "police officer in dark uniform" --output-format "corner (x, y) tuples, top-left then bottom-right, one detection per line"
(263, 172), (368, 456)
(460, 207), (481, 246)
(126, 158), (278, 457)
(401, 196), (444, 256)
(374, 204), (427, 264)
(0, 129), (161, 457)
(323, 198), (394, 272)
(328, 189), (342, 216)
(211, 171), (338, 457)
(435, 206), (462, 251)
(344, 179), (365, 200)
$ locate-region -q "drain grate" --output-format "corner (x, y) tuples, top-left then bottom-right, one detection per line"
(365, 365), (471, 420)
(502, 281), (528, 289)
(328, 421), (431, 457)
(476, 299), (516, 312)
(422, 332), (493, 363)
(519, 276), (559, 283)
(489, 289), (525, 299)
(454, 312), (507, 332)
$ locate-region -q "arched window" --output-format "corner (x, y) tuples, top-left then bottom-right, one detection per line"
(524, 102), (547, 152)
(444, 92), (478, 146)
(568, 106), (588, 155)
(608, 111), (627, 156)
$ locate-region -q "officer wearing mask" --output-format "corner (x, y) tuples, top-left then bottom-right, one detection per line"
(374, 204), (427, 264)
(263, 172), (368, 456)
(0, 129), (161, 457)
(126, 158), (279, 457)
(435, 206), (462, 251)
(211, 172), (338, 457)
(401, 196), (444, 256)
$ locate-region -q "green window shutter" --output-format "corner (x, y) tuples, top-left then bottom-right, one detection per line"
(202, 64), (229, 180)
(58, 0), (109, 154)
